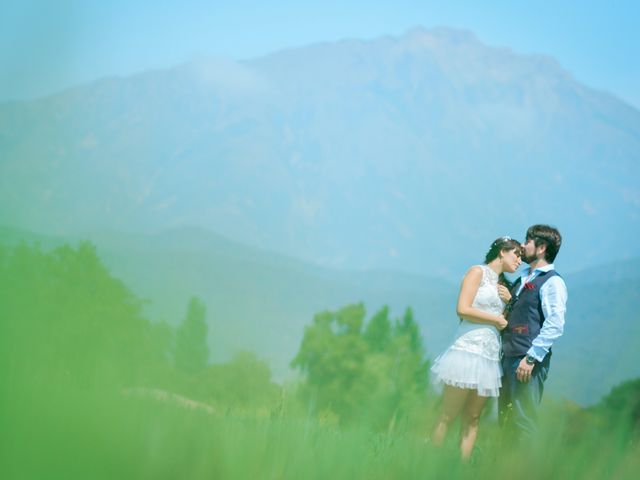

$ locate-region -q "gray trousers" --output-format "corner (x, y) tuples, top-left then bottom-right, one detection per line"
(499, 353), (551, 438)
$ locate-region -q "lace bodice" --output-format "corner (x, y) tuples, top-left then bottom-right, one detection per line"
(450, 265), (505, 361)
(471, 265), (504, 316)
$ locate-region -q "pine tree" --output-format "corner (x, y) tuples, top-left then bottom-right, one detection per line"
(395, 307), (423, 354)
(363, 305), (392, 352)
(174, 296), (209, 374)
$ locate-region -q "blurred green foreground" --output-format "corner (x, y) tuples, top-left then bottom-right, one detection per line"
(1, 242), (638, 479)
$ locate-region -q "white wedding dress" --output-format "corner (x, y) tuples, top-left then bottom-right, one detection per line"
(430, 265), (504, 397)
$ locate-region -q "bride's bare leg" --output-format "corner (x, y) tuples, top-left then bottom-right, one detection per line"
(459, 391), (487, 460)
(432, 385), (469, 445)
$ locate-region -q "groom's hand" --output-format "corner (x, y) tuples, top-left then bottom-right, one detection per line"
(516, 358), (534, 383)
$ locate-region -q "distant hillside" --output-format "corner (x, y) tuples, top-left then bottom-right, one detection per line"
(2, 224), (638, 405)
(0, 225), (455, 375)
(0, 27), (638, 280)
(548, 263), (640, 403)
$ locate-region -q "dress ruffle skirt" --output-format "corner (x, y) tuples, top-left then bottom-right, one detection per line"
(431, 328), (502, 397)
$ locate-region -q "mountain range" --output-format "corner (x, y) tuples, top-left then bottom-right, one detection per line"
(0, 27), (638, 279)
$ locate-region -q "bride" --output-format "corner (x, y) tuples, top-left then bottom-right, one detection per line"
(430, 236), (522, 460)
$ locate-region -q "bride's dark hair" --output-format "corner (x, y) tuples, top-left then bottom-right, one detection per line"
(485, 236), (521, 263)
(484, 236), (522, 287)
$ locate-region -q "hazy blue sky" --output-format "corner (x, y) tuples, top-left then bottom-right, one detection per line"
(2, 0), (639, 108)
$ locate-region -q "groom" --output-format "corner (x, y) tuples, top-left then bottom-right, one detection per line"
(499, 224), (568, 438)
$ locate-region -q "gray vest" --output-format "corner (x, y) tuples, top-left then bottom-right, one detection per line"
(502, 270), (559, 358)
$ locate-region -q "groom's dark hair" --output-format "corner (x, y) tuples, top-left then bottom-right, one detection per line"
(526, 224), (562, 262)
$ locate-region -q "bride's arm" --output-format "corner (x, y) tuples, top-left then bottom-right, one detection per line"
(456, 266), (508, 330)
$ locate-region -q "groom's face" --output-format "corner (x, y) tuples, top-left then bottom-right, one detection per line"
(521, 238), (539, 264)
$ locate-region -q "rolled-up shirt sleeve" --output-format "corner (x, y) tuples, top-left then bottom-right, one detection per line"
(527, 276), (568, 362)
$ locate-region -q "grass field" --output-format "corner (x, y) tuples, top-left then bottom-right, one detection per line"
(1, 242), (637, 479)
(3, 383), (638, 480)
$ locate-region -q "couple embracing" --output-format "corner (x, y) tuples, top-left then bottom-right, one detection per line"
(430, 224), (568, 460)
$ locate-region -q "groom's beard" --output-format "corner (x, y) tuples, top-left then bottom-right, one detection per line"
(522, 254), (536, 264)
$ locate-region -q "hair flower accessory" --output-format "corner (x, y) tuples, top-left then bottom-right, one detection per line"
(492, 236), (512, 246)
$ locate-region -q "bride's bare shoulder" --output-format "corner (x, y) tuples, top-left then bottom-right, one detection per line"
(465, 265), (484, 276)
(461, 265), (484, 282)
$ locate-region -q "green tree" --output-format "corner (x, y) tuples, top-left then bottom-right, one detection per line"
(363, 306), (392, 352)
(394, 307), (423, 354)
(292, 303), (372, 422)
(196, 351), (280, 408)
(0, 241), (169, 390)
(292, 303), (430, 428)
(595, 378), (640, 434)
(174, 296), (209, 374)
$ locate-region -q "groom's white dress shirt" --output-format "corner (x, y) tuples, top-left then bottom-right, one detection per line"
(515, 263), (568, 362)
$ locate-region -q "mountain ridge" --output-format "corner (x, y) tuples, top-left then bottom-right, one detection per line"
(0, 26), (638, 280)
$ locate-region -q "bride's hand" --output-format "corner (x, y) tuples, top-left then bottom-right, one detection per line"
(495, 315), (508, 331)
(497, 285), (511, 303)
